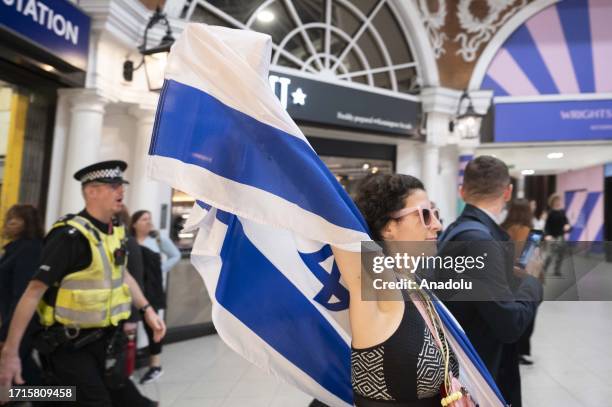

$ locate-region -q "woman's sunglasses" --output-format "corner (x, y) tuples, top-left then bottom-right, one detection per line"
(390, 205), (440, 229)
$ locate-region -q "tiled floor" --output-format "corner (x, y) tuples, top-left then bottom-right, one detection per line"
(136, 301), (612, 406)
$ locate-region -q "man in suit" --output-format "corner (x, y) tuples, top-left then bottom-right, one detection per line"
(436, 155), (542, 407)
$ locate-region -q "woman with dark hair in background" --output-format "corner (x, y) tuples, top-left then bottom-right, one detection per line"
(117, 206), (145, 344)
(529, 200), (546, 231)
(0, 204), (44, 385)
(502, 199), (534, 257)
(501, 199), (537, 366)
(130, 210), (181, 384)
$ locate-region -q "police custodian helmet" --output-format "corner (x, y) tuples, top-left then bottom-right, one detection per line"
(73, 160), (130, 185)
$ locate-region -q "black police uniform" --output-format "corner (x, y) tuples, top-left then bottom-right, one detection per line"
(31, 161), (156, 407)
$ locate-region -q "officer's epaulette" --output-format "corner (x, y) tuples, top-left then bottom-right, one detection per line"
(56, 213), (77, 224)
(51, 214), (80, 239)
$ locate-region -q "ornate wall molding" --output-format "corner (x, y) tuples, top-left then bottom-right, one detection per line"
(454, 0), (527, 62)
(418, 0), (448, 59)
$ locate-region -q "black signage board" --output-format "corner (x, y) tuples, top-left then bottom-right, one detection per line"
(269, 70), (420, 137)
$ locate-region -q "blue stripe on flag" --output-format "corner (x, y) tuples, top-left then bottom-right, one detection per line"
(504, 25), (558, 94)
(556, 0), (595, 93)
(434, 302), (506, 405)
(216, 216), (353, 404)
(151, 79), (367, 233)
(196, 200), (211, 211)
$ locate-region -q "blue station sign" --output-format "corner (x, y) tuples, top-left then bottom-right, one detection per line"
(0, 0), (91, 71)
(495, 99), (612, 142)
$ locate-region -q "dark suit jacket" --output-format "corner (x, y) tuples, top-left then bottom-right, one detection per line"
(437, 204), (542, 379)
(0, 238), (43, 341)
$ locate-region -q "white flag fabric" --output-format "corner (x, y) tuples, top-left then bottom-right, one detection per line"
(148, 23), (506, 407)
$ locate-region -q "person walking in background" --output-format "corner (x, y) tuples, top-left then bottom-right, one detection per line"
(501, 199), (539, 367)
(543, 194), (571, 276)
(130, 210), (181, 384)
(0, 204), (44, 385)
(529, 200), (546, 231)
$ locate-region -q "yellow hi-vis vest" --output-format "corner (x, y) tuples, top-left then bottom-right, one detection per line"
(37, 216), (132, 328)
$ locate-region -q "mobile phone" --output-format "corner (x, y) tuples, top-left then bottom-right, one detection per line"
(517, 229), (544, 268)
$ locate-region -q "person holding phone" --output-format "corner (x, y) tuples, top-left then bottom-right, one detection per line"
(436, 157), (543, 407)
(501, 199), (540, 366)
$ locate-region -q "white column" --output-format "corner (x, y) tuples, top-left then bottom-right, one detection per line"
(421, 111), (452, 206)
(421, 143), (440, 198)
(128, 106), (172, 234)
(45, 91), (71, 229)
(419, 88), (463, 224)
(396, 140), (422, 179)
(163, 0), (186, 17)
(59, 90), (108, 215)
(438, 146), (459, 225)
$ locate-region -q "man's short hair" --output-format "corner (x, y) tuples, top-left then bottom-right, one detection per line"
(462, 155), (510, 200)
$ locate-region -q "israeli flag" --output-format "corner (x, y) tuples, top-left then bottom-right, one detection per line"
(148, 24), (506, 407)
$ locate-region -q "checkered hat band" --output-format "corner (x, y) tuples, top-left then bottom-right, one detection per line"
(81, 167), (123, 183)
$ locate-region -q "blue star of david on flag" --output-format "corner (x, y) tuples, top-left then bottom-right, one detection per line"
(300, 245), (349, 312)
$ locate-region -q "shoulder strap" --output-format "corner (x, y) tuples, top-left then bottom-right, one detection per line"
(64, 216), (102, 244)
(437, 220), (493, 252)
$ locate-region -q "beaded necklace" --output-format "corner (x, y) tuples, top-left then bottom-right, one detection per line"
(415, 289), (464, 406)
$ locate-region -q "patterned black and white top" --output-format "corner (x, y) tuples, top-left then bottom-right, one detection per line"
(351, 299), (459, 406)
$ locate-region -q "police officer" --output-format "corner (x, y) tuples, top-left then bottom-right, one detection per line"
(0, 160), (165, 406)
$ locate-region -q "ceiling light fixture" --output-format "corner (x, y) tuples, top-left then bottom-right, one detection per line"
(257, 10), (275, 23)
(449, 91), (485, 140)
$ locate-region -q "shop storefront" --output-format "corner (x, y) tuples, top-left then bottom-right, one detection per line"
(0, 0), (90, 230)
